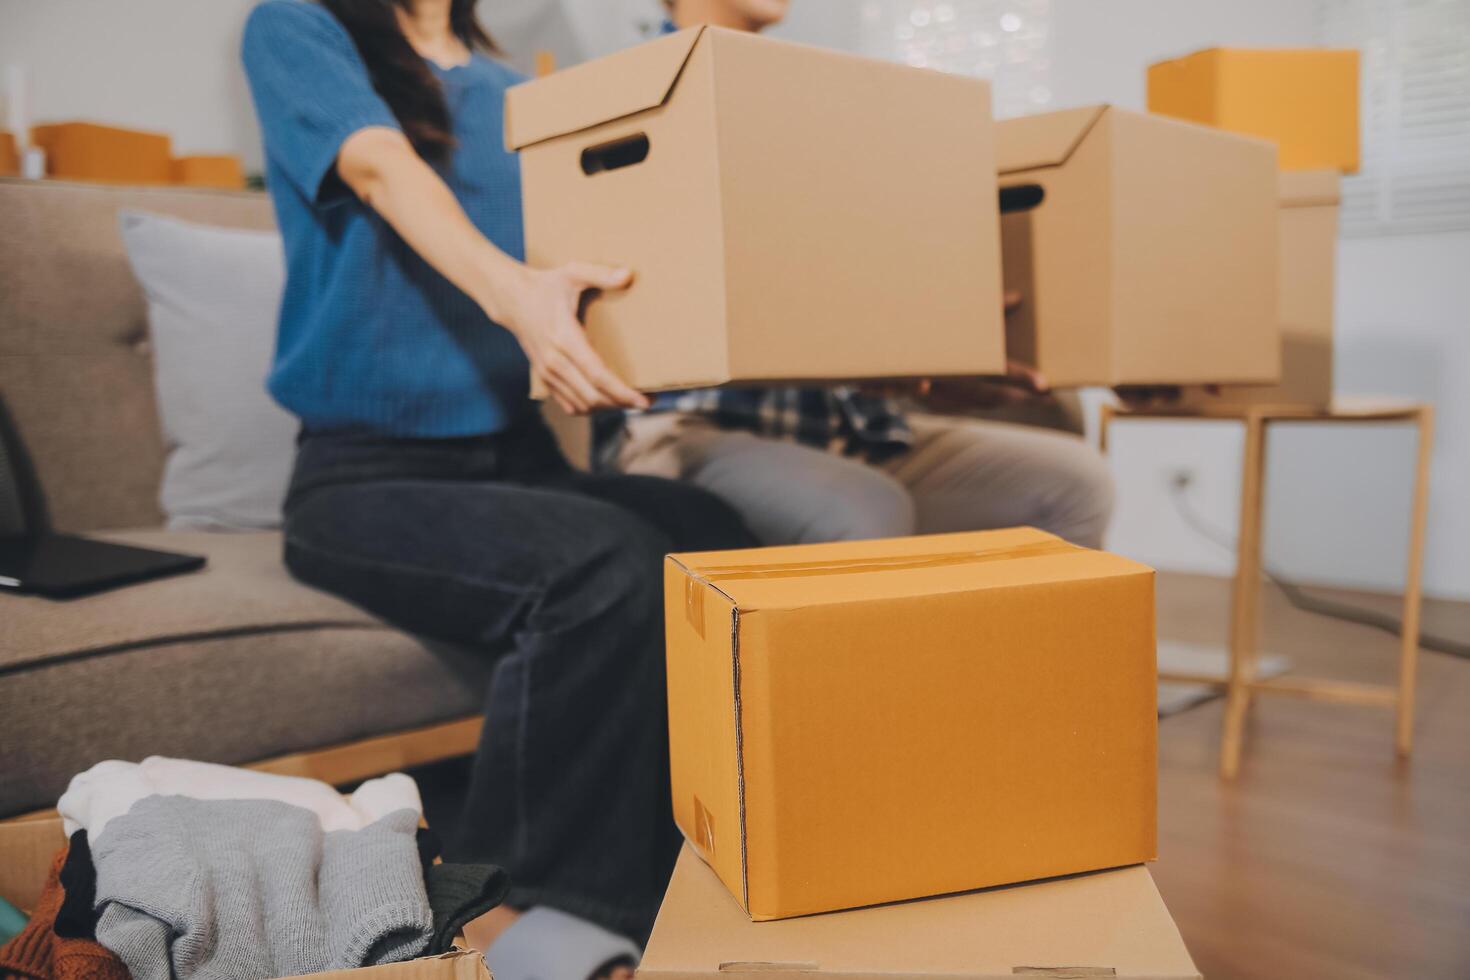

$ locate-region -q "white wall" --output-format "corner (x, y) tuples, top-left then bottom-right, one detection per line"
(1051, 0), (1470, 600)
(0, 0), (264, 168)
(3, 0), (1465, 597)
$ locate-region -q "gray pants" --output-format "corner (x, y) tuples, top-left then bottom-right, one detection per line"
(616, 412), (1115, 548)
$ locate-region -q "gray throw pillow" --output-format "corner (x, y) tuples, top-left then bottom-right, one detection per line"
(119, 210), (297, 530)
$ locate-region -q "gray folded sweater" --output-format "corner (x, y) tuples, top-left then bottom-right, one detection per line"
(91, 795), (432, 980)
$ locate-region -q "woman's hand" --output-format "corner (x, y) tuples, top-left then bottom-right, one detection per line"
(493, 262), (650, 415)
(333, 128), (648, 415)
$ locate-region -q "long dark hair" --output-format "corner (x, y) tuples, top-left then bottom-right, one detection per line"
(319, 0), (495, 163)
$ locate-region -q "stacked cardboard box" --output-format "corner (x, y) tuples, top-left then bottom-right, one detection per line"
(664, 528), (1159, 916)
(1150, 48), (1359, 409)
(1147, 48), (1359, 173)
(1182, 170), (1342, 412)
(654, 527), (1189, 973)
(642, 845), (1200, 980)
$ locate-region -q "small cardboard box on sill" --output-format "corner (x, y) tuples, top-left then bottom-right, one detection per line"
(506, 26), (1006, 394)
(640, 845), (1201, 980)
(1148, 47), (1360, 173)
(1182, 169), (1341, 412)
(664, 527), (1158, 921)
(998, 104), (1280, 389)
(0, 813), (489, 980)
(29, 122), (174, 185)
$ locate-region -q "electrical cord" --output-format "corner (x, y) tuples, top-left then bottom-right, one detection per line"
(1166, 473), (1470, 661)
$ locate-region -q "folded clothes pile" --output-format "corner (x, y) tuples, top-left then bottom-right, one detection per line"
(0, 759), (509, 980)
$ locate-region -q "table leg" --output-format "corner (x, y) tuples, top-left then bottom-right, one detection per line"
(1221, 412), (1268, 779)
(1098, 402), (1115, 455)
(1396, 406), (1434, 757)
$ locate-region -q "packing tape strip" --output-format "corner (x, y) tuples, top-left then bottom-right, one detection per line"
(694, 538), (1079, 583)
(685, 573), (706, 638)
(681, 538), (1080, 634)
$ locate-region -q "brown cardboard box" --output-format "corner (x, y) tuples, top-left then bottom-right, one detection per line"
(1148, 47), (1360, 173)
(172, 154), (247, 189)
(0, 131), (18, 176)
(0, 815), (489, 980)
(998, 105), (1279, 388)
(507, 26), (1006, 393)
(1183, 170), (1341, 411)
(31, 122), (173, 185)
(665, 527), (1158, 921)
(641, 845), (1201, 980)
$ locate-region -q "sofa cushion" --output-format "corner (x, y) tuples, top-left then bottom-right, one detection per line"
(2, 529), (386, 671)
(0, 529), (489, 817)
(119, 211), (297, 531)
(0, 179), (276, 533)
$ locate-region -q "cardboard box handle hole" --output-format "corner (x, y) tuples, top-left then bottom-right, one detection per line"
(581, 133), (651, 175)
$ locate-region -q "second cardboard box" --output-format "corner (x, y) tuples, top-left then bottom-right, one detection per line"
(998, 104), (1280, 388)
(664, 527), (1158, 920)
(508, 26), (1006, 393)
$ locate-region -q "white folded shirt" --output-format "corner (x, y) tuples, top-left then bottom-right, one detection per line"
(59, 756), (421, 838)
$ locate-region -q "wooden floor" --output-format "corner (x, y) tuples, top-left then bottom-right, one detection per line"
(1152, 572), (1470, 980)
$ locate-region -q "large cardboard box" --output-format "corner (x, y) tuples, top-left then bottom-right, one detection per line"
(642, 845), (1200, 980)
(998, 105), (1280, 389)
(1148, 47), (1360, 173)
(0, 814), (489, 980)
(1183, 170), (1341, 411)
(30, 122), (173, 185)
(664, 527), (1158, 921)
(507, 26), (1006, 392)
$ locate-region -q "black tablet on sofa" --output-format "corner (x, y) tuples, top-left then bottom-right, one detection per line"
(0, 533), (205, 599)
(0, 396), (205, 599)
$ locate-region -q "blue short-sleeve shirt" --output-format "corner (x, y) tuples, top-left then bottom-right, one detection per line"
(242, 0), (531, 436)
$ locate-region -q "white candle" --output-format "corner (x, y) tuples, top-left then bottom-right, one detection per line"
(6, 65), (29, 149)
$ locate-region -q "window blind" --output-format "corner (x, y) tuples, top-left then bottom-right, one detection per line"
(1318, 0), (1470, 236)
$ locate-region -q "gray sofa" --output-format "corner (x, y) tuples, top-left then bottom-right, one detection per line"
(0, 178), (491, 818)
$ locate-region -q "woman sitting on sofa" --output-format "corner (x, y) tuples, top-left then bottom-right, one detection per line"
(240, 1), (754, 978)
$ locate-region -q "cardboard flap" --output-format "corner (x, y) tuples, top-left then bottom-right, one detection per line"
(669, 528), (1150, 616)
(280, 951), (489, 980)
(997, 105), (1108, 174)
(505, 26), (706, 150)
(1279, 169), (1342, 207)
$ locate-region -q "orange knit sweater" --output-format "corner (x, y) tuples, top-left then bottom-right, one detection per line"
(0, 848), (129, 980)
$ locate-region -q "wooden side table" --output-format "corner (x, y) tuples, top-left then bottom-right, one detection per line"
(1098, 398), (1434, 777)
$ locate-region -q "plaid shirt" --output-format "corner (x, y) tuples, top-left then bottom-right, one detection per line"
(591, 387), (913, 470)
(646, 387), (912, 453)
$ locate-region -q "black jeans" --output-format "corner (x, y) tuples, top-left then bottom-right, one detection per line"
(282, 414), (755, 941)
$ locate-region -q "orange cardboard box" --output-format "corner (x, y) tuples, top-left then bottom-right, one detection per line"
(640, 845), (1200, 979)
(0, 813), (489, 980)
(0, 131), (18, 176)
(507, 26), (1005, 393)
(664, 528), (1158, 921)
(1183, 170), (1341, 411)
(172, 154), (246, 189)
(31, 122), (173, 185)
(1148, 47), (1360, 173)
(997, 105), (1279, 389)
